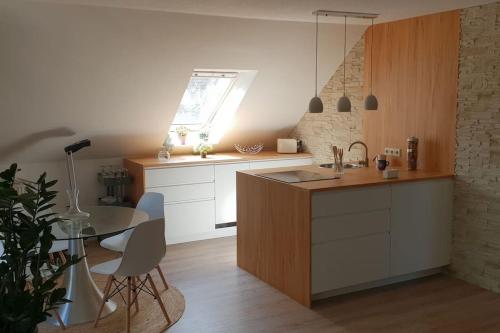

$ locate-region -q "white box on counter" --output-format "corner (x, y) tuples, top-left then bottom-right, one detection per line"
(277, 138), (297, 153)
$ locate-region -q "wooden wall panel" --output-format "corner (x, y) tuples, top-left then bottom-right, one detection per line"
(236, 172), (311, 307)
(363, 11), (460, 173)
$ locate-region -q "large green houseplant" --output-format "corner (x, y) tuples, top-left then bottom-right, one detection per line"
(0, 164), (80, 333)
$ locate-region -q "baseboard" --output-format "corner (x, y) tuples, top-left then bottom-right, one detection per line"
(216, 222), (237, 229)
(312, 267), (445, 301)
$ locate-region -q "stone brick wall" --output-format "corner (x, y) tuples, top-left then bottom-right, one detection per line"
(289, 36), (365, 164)
(451, 2), (500, 291)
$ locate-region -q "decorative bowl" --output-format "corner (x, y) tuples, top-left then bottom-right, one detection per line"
(234, 143), (264, 155)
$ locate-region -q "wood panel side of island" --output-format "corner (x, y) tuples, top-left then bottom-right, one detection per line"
(236, 172), (312, 307)
(123, 159), (145, 206)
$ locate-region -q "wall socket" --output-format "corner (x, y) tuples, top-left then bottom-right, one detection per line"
(384, 147), (402, 157)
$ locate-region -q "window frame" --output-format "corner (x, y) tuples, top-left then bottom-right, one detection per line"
(170, 71), (238, 130)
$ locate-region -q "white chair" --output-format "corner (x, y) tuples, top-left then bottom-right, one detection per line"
(99, 192), (169, 289)
(91, 218), (171, 332)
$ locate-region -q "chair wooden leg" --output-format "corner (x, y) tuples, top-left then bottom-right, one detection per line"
(94, 275), (113, 328)
(126, 277), (132, 333)
(58, 251), (67, 265)
(54, 310), (66, 330)
(49, 253), (55, 265)
(131, 276), (139, 313)
(146, 273), (171, 325)
(155, 265), (169, 290)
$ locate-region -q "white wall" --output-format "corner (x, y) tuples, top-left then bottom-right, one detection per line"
(0, 158), (122, 210)
(0, 1), (365, 163)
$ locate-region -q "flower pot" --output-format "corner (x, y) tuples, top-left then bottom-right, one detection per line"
(178, 134), (187, 145)
(200, 151), (207, 158)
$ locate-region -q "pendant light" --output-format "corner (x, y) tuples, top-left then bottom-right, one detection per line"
(364, 18), (378, 110)
(337, 15), (351, 112)
(309, 11), (323, 113)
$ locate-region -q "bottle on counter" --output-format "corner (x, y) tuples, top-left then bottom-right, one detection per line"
(407, 136), (418, 171)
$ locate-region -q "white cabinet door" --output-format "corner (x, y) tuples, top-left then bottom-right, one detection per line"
(249, 158), (312, 170)
(164, 199), (215, 244)
(390, 179), (453, 276)
(215, 162), (250, 225)
(312, 233), (390, 293)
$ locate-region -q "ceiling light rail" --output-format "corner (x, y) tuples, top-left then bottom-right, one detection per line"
(312, 10), (379, 19)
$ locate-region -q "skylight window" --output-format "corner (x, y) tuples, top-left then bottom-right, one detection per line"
(171, 71), (237, 129)
(169, 70), (257, 146)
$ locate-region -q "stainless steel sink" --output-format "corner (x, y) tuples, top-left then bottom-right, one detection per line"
(319, 163), (363, 169)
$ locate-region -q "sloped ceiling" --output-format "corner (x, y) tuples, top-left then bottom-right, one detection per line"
(0, 1), (366, 162)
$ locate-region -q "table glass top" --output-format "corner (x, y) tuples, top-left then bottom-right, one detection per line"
(52, 205), (149, 240)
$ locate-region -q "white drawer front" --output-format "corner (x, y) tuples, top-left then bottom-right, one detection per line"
(312, 209), (390, 244)
(164, 200), (215, 243)
(312, 185), (391, 218)
(147, 183), (215, 204)
(312, 233), (390, 293)
(145, 165), (214, 187)
(249, 158), (313, 170)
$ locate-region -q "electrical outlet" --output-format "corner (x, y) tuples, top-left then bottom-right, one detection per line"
(384, 147), (401, 157)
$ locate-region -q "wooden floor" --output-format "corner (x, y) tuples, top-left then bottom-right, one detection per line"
(83, 236), (500, 332)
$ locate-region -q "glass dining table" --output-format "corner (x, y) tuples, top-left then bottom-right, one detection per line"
(49, 205), (149, 327)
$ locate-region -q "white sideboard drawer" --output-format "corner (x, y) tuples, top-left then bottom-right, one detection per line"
(312, 209), (390, 244)
(145, 165), (214, 187)
(249, 158), (313, 170)
(312, 185), (391, 218)
(164, 199), (215, 243)
(147, 183), (215, 204)
(312, 233), (390, 294)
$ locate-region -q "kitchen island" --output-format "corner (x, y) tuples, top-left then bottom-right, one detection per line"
(236, 166), (454, 307)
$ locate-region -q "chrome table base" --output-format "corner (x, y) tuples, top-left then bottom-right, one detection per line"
(48, 238), (117, 326)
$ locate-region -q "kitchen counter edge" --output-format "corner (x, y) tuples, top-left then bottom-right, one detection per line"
(238, 165), (454, 193)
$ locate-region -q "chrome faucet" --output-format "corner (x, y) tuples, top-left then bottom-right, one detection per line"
(348, 141), (369, 167)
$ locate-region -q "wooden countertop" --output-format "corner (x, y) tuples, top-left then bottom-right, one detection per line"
(239, 165), (454, 192)
(125, 151), (312, 169)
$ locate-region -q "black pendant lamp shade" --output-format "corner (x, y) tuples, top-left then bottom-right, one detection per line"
(309, 12), (323, 113)
(365, 94), (378, 110)
(338, 95), (352, 112)
(338, 16), (351, 112)
(365, 18), (378, 110)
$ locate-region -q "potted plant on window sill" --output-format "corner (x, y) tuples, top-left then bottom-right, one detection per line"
(0, 164), (81, 333)
(197, 143), (213, 158)
(175, 126), (190, 145)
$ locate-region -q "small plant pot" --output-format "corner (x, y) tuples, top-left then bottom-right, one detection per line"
(200, 151), (207, 158)
(178, 134), (187, 145)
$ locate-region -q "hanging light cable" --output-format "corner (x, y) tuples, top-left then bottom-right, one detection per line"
(337, 15), (351, 112)
(365, 18), (378, 110)
(309, 11), (323, 113)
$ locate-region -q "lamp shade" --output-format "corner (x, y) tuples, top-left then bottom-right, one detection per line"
(337, 95), (351, 112)
(364, 94), (378, 110)
(309, 96), (324, 113)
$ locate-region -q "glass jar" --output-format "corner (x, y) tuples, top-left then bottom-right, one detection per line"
(407, 137), (418, 171)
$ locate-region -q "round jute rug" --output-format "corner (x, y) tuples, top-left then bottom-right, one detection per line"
(38, 284), (185, 333)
